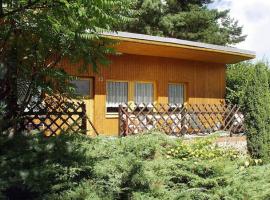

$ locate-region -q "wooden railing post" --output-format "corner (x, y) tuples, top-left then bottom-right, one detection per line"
(81, 102), (87, 134)
(119, 105), (122, 136)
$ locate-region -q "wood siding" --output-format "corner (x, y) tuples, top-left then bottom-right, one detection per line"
(61, 54), (226, 136)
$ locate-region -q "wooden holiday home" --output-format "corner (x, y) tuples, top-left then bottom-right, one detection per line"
(59, 32), (255, 136)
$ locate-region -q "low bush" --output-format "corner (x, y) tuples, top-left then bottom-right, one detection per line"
(0, 131), (269, 199)
(166, 136), (240, 160)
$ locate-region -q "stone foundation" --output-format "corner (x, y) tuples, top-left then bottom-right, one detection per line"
(215, 136), (247, 153)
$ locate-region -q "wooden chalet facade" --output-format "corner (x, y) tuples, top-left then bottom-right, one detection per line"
(60, 32), (255, 136)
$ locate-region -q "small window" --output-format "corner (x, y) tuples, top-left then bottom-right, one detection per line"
(106, 81), (128, 113)
(135, 82), (154, 106)
(168, 83), (184, 106)
(71, 79), (93, 98)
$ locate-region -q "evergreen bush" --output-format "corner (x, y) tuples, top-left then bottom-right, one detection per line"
(240, 63), (270, 161)
(226, 62), (254, 105)
(1, 131), (270, 199)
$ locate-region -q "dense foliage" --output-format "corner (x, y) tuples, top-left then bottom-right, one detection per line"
(1, 132), (269, 200)
(241, 64), (270, 161)
(226, 61), (270, 161)
(120, 0), (246, 45)
(0, 0), (133, 131)
(226, 62), (254, 105)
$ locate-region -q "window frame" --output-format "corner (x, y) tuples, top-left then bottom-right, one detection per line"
(134, 81), (156, 107)
(105, 80), (156, 118)
(105, 80), (129, 115)
(168, 83), (186, 107)
(70, 77), (94, 99)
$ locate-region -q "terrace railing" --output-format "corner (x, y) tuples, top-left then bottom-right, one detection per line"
(119, 103), (244, 136)
(23, 94), (95, 136)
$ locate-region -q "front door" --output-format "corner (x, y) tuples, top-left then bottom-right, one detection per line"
(71, 77), (95, 135)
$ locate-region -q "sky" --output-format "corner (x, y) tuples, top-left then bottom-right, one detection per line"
(210, 0), (270, 60)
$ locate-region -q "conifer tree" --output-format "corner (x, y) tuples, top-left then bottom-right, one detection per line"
(121, 0), (246, 45)
(241, 63), (270, 160)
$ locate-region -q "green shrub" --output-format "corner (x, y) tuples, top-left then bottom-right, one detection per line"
(226, 61), (270, 161)
(240, 63), (270, 161)
(226, 62), (254, 105)
(1, 131), (269, 199)
(0, 132), (95, 199)
(218, 164), (270, 200)
(0, 132), (176, 199)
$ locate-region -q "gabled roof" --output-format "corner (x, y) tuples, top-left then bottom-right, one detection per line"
(101, 31), (256, 64)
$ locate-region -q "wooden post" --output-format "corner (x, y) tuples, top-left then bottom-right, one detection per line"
(119, 105), (122, 136)
(81, 103), (87, 134)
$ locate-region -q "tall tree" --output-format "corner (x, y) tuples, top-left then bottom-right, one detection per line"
(120, 0), (246, 45)
(241, 63), (270, 161)
(0, 0), (133, 131)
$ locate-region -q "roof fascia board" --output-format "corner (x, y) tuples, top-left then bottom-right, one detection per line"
(101, 31), (256, 59)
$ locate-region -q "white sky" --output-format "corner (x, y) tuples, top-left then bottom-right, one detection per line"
(210, 0), (270, 60)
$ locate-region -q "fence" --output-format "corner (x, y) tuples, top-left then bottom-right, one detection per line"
(119, 103), (244, 136)
(23, 95), (88, 136)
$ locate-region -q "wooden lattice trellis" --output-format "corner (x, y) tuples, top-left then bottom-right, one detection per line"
(119, 103), (245, 136)
(23, 95), (88, 136)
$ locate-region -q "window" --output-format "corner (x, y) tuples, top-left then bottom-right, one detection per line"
(168, 83), (184, 106)
(71, 79), (93, 98)
(106, 81), (128, 113)
(135, 82), (154, 105)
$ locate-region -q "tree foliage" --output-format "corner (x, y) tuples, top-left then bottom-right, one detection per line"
(120, 0), (246, 45)
(227, 61), (270, 161)
(226, 62), (254, 105)
(240, 63), (270, 160)
(0, 0), (133, 131)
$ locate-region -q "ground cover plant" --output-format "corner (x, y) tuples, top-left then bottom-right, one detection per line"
(1, 131), (269, 200)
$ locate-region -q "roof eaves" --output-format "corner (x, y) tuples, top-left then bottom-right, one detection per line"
(101, 31), (256, 58)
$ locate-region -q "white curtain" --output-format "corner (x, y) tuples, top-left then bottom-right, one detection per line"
(168, 84), (184, 105)
(106, 81), (128, 107)
(135, 83), (153, 105)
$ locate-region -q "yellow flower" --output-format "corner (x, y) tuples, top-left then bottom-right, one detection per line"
(240, 166), (245, 171)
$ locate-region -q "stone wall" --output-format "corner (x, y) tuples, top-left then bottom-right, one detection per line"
(215, 136), (247, 153)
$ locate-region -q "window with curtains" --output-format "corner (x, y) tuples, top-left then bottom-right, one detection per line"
(168, 83), (184, 106)
(135, 82), (154, 106)
(106, 81), (128, 113)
